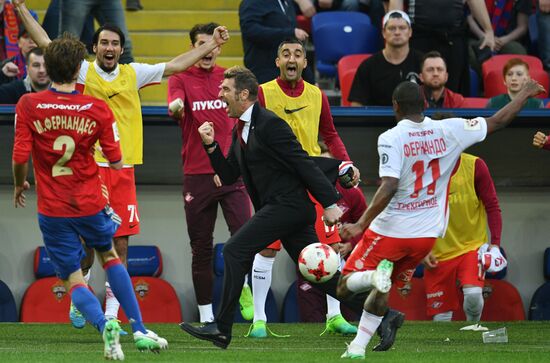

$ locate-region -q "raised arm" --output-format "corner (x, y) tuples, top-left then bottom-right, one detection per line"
(13, 0), (51, 48)
(163, 26), (229, 77)
(485, 80), (545, 134)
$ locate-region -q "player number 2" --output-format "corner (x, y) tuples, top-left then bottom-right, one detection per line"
(410, 159), (440, 198)
(52, 135), (75, 177)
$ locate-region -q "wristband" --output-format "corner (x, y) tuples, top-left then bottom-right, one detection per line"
(203, 140), (218, 150)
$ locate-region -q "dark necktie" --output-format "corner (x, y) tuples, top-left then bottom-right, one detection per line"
(237, 120), (246, 148)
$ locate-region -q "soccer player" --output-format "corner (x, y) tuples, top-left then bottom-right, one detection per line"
(247, 38), (357, 338)
(13, 0), (229, 324)
(337, 79), (544, 359)
(423, 153), (502, 322)
(12, 33), (167, 360)
(167, 22), (253, 324)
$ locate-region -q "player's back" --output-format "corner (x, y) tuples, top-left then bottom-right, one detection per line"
(14, 90), (120, 217)
(370, 116), (487, 239)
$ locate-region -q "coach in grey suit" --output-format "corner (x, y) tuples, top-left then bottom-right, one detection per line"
(179, 66), (403, 351)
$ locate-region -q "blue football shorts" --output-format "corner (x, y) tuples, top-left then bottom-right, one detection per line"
(38, 206), (121, 280)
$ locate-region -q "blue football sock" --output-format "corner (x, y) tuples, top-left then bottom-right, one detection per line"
(70, 284), (107, 333)
(104, 259), (147, 334)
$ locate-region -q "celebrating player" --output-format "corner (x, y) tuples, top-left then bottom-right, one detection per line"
(337, 79), (544, 359)
(12, 33), (167, 360)
(13, 0), (229, 325)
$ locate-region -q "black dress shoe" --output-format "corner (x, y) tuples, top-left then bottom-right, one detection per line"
(373, 309), (405, 351)
(179, 321), (231, 349)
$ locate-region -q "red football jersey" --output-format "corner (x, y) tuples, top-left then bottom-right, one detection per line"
(13, 89), (122, 217)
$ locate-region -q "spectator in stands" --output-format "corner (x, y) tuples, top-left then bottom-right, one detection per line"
(294, 0), (360, 16)
(0, 47), (49, 104)
(486, 58), (544, 108)
(538, 0), (550, 71)
(0, 25), (36, 84)
(467, 0), (531, 77)
(167, 22), (253, 325)
(239, 0), (314, 84)
(60, 0), (134, 63)
(42, 0), (94, 53)
(389, 0), (496, 96)
(0, 0), (37, 62)
(420, 51), (464, 108)
(348, 10), (421, 106)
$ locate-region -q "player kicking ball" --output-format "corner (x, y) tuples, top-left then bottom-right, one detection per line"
(336, 80), (544, 359)
(12, 34), (167, 360)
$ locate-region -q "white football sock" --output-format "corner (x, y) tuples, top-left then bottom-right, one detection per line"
(104, 281), (120, 319)
(198, 304), (215, 323)
(326, 252), (343, 319)
(243, 274), (249, 287)
(433, 311), (453, 322)
(463, 286), (484, 322)
(345, 270), (375, 293)
(83, 270), (91, 284)
(350, 310), (383, 350)
(326, 294), (341, 320)
(252, 253), (274, 323)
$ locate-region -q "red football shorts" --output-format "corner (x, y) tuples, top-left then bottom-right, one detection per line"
(424, 250), (484, 317)
(99, 167), (139, 237)
(266, 196), (341, 250)
(343, 229), (435, 290)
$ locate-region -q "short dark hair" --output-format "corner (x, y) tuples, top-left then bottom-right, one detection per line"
(44, 33), (87, 84)
(420, 50), (447, 71)
(277, 38), (305, 55)
(189, 22), (219, 44)
(24, 47), (43, 63)
(392, 81), (425, 114)
(223, 66), (258, 100)
(92, 24), (125, 47)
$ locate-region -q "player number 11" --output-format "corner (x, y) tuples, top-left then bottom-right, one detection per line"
(410, 159), (440, 198)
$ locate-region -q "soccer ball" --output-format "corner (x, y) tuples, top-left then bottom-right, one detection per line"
(298, 243), (339, 283)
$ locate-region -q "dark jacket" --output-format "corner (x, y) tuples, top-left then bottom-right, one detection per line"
(208, 103), (340, 211)
(0, 78), (29, 104)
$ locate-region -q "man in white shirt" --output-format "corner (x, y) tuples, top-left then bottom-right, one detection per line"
(337, 79), (544, 360)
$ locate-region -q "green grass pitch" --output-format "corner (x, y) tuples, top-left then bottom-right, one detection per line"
(0, 322), (549, 362)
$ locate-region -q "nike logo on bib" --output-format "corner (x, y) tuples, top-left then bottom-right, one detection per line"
(108, 92), (120, 99)
(284, 105), (308, 114)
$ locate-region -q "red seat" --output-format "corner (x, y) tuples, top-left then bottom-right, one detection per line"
(20, 277), (93, 322)
(388, 277), (429, 320)
(483, 69), (549, 99)
(481, 54), (543, 79)
(116, 276), (182, 323)
(453, 280), (525, 321)
(337, 54), (371, 106)
(461, 97), (489, 108)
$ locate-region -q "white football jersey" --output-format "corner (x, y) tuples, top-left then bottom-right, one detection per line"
(369, 116), (487, 238)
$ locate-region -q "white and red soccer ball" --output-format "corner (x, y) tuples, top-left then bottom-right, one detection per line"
(298, 243), (339, 283)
